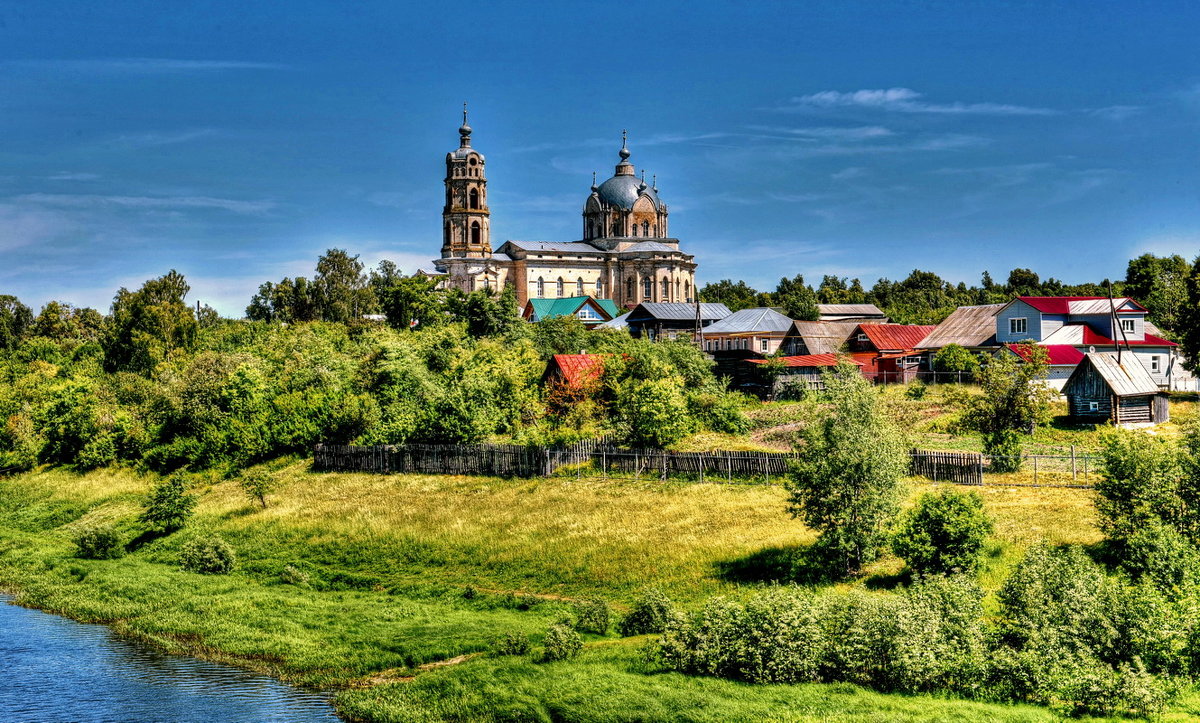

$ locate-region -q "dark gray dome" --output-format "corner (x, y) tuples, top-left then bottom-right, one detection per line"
(596, 174), (662, 210)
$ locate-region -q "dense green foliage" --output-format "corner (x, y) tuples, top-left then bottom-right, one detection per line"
(179, 534), (236, 574)
(72, 522), (124, 560)
(963, 342), (1053, 471)
(619, 587), (678, 637)
(785, 362), (909, 576)
(572, 598), (611, 635)
(140, 474), (196, 532)
(541, 622), (583, 662)
(892, 489), (993, 574)
(931, 343), (980, 375)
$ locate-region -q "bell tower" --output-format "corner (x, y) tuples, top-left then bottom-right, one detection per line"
(442, 105), (490, 259)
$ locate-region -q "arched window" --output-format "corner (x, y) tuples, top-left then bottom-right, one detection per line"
(661, 278), (669, 300)
(469, 188), (480, 209)
(632, 224), (638, 237)
(626, 278), (634, 299)
(556, 278), (564, 297)
(675, 280), (681, 300)
(537, 277), (545, 298)
(642, 277), (652, 299)
(470, 221), (481, 246)
(576, 278), (584, 296)
(595, 278), (603, 296)
(684, 279), (690, 302)
(612, 220), (621, 236)
(642, 220), (650, 236)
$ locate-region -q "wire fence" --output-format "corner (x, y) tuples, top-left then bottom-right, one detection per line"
(315, 442), (1102, 489)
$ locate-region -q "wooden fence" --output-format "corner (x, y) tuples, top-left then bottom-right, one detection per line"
(909, 450), (983, 485)
(313, 442), (1099, 488)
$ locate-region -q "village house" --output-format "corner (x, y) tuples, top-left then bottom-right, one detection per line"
(779, 320), (860, 356)
(847, 323), (937, 383)
(1063, 351), (1170, 426)
(522, 296), (619, 328)
(624, 302), (731, 340)
(701, 307), (794, 355)
(746, 353), (864, 397)
(916, 303), (1004, 356)
(817, 303), (887, 323)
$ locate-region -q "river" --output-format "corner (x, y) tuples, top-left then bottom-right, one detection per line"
(0, 595), (342, 722)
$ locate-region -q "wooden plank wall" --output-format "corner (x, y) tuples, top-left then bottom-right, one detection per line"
(908, 450), (983, 485)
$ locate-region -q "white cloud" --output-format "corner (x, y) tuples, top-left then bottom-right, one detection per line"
(0, 203), (80, 252)
(1130, 233), (1200, 261)
(787, 87), (1058, 116)
(831, 167), (867, 181)
(748, 125), (895, 140)
(15, 193), (275, 215)
(1087, 105), (1144, 121)
(44, 172), (100, 181)
(112, 128), (218, 148)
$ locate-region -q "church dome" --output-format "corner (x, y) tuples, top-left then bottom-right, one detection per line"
(596, 174), (662, 210)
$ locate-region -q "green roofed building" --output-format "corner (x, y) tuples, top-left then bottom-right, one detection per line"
(522, 296), (621, 327)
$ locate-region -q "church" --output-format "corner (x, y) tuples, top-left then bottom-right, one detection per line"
(432, 112), (698, 309)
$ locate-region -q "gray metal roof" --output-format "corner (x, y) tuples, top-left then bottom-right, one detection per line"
(787, 320), (859, 354)
(632, 302), (731, 321)
(817, 303), (885, 318)
(596, 311), (631, 329)
(505, 240), (598, 253)
(917, 304), (1004, 349)
(702, 307), (794, 335)
(1074, 351), (1160, 397)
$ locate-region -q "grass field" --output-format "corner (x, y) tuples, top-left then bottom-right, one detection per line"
(0, 460), (1143, 721)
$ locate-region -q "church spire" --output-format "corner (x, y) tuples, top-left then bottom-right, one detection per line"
(458, 102), (472, 147)
(615, 129), (633, 175)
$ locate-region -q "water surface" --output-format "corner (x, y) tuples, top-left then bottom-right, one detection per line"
(0, 595), (341, 722)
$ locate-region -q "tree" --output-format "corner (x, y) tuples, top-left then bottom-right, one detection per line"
(446, 285), (518, 337)
(1126, 253), (1191, 336)
(698, 279), (760, 311)
(964, 342), (1054, 472)
(817, 275), (866, 304)
(314, 248), (373, 322)
(614, 375), (693, 449)
(1182, 255), (1200, 373)
(140, 473), (197, 533)
(239, 469), (277, 509)
(931, 343), (980, 377)
(892, 488), (993, 574)
(0, 295), (33, 350)
(785, 361), (909, 576)
(774, 274), (819, 321)
(1005, 268), (1042, 297)
(102, 270), (198, 374)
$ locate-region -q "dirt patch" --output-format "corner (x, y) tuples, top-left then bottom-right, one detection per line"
(352, 653), (480, 687)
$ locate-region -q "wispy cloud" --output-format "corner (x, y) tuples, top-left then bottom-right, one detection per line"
(3, 58), (289, 73)
(16, 193), (275, 215)
(44, 172), (100, 181)
(831, 167), (867, 181)
(785, 88), (1059, 116)
(0, 203), (80, 252)
(1087, 105), (1144, 121)
(747, 125), (895, 140)
(112, 128), (219, 148)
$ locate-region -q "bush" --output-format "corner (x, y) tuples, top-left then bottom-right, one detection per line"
(904, 381), (928, 400)
(984, 430), (1022, 473)
(239, 469), (277, 509)
(572, 597), (611, 635)
(619, 587), (677, 636)
(1117, 518), (1200, 592)
(541, 622), (583, 662)
(492, 631), (532, 656)
(892, 489), (993, 575)
(139, 473), (196, 533)
(280, 563), (311, 587)
(72, 522), (124, 559)
(180, 535), (236, 574)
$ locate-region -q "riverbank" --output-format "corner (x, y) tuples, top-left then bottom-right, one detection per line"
(3, 462), (1193, 721)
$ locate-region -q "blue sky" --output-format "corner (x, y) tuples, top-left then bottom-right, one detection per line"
(2, 1), (1199, 316)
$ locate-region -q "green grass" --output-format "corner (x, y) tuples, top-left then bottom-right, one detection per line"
(0, 462), (1162, 722)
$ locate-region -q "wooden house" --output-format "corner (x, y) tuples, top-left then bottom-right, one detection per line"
(1063, 352), (1169, 426)
(522, 295), (620, 328)
(780, 320), (859, 356)
(746, 353), (863, 396)
(847, 323), (937, 383)
(625, 302), (731, 340)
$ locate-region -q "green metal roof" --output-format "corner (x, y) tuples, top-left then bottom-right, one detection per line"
(526, 296), (619, 322)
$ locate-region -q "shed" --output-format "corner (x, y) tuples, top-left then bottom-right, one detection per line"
(1063, 352), (1169, 426)
(746, 353), (863, 396)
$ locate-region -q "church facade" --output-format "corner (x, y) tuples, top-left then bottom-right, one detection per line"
(432, 115), (697, 309)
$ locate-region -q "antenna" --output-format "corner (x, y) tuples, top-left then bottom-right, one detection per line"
(1107, 280), (1123, 365)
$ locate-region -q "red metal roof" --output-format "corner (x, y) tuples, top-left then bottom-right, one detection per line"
(858, 323), (937, 351)
(1079, 326), (1177, 347)
(1015, 296), (1146, 314)
(748, 353), (863, 368)
(545, 354), (607, 387)
(1007, 344), (1084, 366)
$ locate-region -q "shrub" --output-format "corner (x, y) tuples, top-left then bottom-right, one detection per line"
(239, 469), (277, 509)
(619, 587), (677, 636)
(180, 535), (236, 574)
(931, 343), (980, 376)
(984, 430), (1022, 473)
(492, 632), (532, 656)
(139, 473), (196, 533)
(72, 522), (124, 560)
(904, 381), (928, 400)
(541, 622), (583, 662)
(1117, 519), (1200, 592)
(892, 489), (993, 575)
(280, 563), (311, 587)
(572, 597), (611, 635)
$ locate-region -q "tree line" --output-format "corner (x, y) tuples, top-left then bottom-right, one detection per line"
(699, 253), (1198, 336)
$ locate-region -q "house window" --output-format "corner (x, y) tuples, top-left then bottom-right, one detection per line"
(1121, 318), (1135, 334)
(760, 338), (769, 353)
(536, 278), (545, 298)
(577, 307), (600, 321)
(626, 278), (634, 299)
(556, 278), (564, 297)
(1151, 355), (1161, 373)
(642, 277), (652, 299)
(1009, 317), (1027, 336)
(642, 220), (650, 236)
(857, 333), (869, 342)
(1089, 401), (1099, 412)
